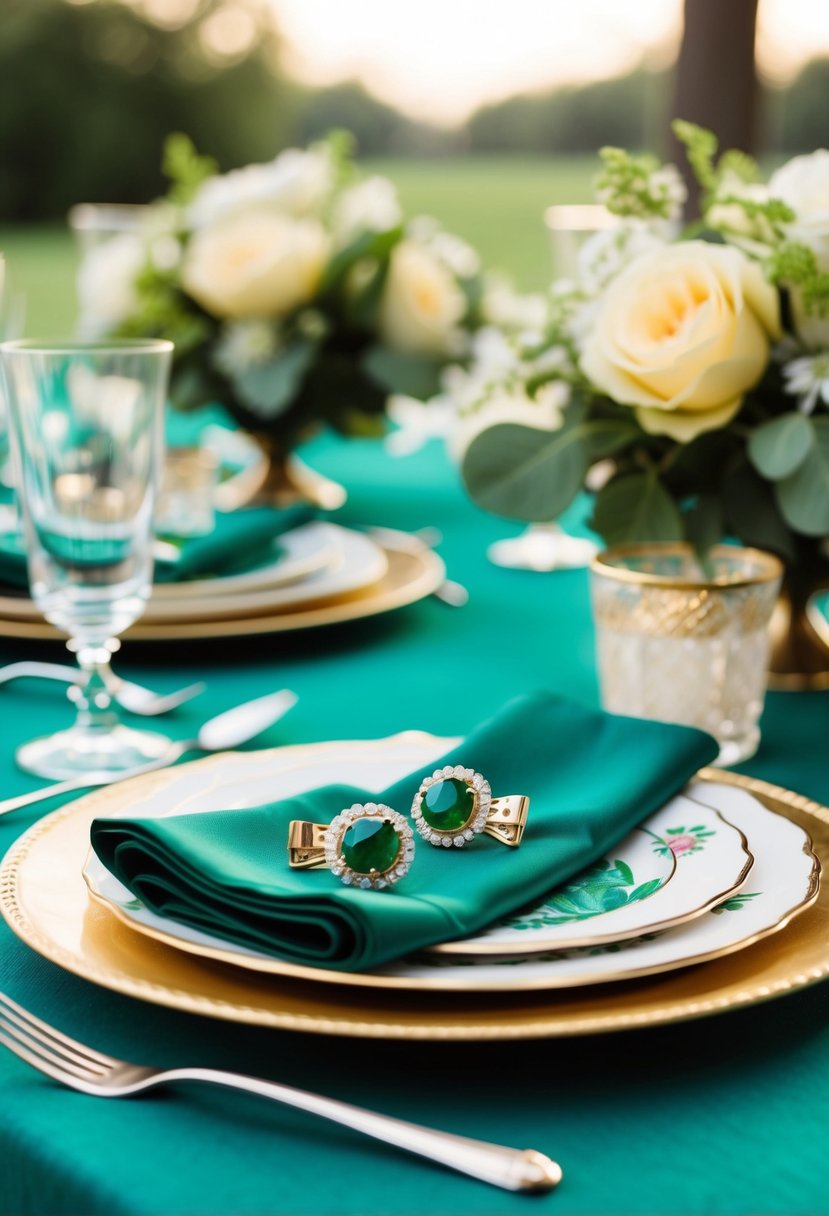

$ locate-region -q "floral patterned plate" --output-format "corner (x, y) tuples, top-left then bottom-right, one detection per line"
(431, 795), (751, 955)
(78, 739), (816, 992)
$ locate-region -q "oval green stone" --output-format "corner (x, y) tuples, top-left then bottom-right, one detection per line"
(341, 817), (400, 875)
(420, 778), (475, 832)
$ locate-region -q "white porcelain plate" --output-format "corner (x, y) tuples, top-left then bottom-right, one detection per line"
(82, 736), (819, 992)
(432, 796), (751, 955)
(0, 524), (389, 624)
(151, 521), (339, 600)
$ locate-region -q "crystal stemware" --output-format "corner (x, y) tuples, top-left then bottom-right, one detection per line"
(0, 338), (173, 778)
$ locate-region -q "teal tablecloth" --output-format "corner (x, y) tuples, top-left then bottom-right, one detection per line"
(0, 431), (827, 1216)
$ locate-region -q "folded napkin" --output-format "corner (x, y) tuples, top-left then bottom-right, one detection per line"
(0, 527), (28, 590)
(153, 504), (313, 582)
(90, 692), (718, 972)
(0, 505), (313, 590)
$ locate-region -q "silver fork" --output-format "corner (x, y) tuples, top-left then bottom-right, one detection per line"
(0, 661), (205, 717)
(0, 991), (560, 1194)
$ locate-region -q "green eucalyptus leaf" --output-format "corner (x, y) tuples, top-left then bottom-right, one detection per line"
(321, 226), (402, 294)
(591, 473), (683, 545)
(461, 415), (589, 522)
(362, 345), (445, 399)
(721, 457), (797, 563)
(748, 413), (814, 480)
(583, 419), (640, 460)
(232, 341), (315, 419)
(683, 494), (722, 567)
(775, 417), (829, 536)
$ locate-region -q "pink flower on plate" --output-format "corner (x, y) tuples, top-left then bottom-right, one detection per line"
(667, 834), (699, 855)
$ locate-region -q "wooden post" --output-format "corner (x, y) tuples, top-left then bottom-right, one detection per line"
(671, 0), (760, 216)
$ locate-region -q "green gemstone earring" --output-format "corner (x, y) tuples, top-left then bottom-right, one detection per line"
(288, 803), (415, 889)
(411, 765), (530, 849)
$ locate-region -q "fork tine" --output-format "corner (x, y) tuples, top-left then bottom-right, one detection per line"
(0, 1004), (109, 1078)
(0, 993), (116, 1072)
(0, 1024), (98, 1086)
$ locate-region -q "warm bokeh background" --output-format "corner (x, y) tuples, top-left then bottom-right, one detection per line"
(2, 0), (829, 333)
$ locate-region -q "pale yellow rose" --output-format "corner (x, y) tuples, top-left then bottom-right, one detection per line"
(379, 240), (467, 357)
(181, 208), (329, 320)
(581, 241), (780, 442)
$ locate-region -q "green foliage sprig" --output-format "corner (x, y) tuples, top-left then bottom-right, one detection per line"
(593, 147), (681, 220)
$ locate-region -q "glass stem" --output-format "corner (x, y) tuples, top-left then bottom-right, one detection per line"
(67, 642), (120, 735)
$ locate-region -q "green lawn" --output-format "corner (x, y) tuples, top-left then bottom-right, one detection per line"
(0, 155), (597, 337)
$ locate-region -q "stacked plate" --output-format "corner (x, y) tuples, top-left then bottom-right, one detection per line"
(1, 732), (825, 1040)
(0, 522), (446, 642)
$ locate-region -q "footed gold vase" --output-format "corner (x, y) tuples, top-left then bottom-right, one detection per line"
(767, 576), (829, 691)
(213, 435), (347, 513)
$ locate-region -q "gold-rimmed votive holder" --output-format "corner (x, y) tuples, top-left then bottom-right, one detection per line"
(155, 446), (218, 538)
(590, 544), (784, 766)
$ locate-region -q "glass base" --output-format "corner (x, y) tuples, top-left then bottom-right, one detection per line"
(16, 722), (171, 780)
(711, 730), (760, 769)
(488, 524), (599, 572)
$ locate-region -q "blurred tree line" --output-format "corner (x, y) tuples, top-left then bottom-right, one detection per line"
(1, 0), (827, 222)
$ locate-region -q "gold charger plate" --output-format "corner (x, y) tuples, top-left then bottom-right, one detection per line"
(0, 539), (444, 642)
(1, 765), (827, 1039)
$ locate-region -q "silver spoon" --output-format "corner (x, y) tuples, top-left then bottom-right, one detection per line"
(0, 689), (298, 817)
(0, 661), (206, 717)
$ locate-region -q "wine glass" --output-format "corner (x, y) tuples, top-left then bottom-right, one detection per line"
(0, 338), (173, 779)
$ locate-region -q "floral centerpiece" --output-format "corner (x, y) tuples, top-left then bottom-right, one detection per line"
(77, 133), (483, 491)
(453, 123), (829, 594)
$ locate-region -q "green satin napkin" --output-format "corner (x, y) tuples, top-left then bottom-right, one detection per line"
(153, 505), (313, 582)
(90, 693), (718, 972)
(0, 505), (313, 589)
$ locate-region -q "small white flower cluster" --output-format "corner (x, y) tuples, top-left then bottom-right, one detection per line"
(783, 354), (829, 415)
(595, 162), (686, 223)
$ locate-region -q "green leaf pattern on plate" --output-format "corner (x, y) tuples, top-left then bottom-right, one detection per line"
(711, 892), (761, 914)
(504, 857), (666, 930)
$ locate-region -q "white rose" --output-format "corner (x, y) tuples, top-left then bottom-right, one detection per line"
(188, 147), (333, 229)
(450, 382), (568, 461)
(706, 176), (775, 257)
(76, 234), (145, 337)
(581, 241), (780, 443)
(333, 177), (402, 245)
(770, 150), (829, 257)
(379, 240), (467, 357)
(769, 150), (829, 350)
(181, 208), (329, 320)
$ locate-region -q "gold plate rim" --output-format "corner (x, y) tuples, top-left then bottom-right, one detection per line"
(1, 760), (828, 1038)
(0, 541), (445, 642)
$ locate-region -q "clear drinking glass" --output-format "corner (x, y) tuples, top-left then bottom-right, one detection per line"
(590, 544), (783, 766)
(0, 338), (173, 778)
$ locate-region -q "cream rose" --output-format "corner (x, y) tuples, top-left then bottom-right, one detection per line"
(581, 241), (780, 442)
(181, 208), (329, 320)
(769, 150), (829, 350)
(379, 240), (467, 357)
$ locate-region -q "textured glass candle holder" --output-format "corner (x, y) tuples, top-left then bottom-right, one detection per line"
(590, 545), (783, 766)
(155, 447), (217, 538)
